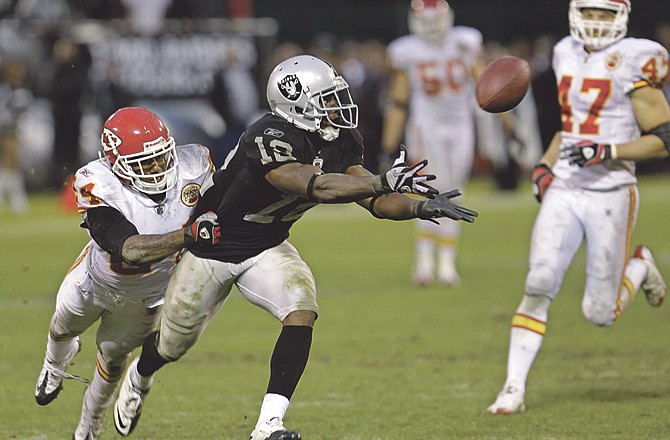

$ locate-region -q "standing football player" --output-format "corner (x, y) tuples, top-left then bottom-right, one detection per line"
(34, 107), (217, 439)
(381, 0), (486, 286)
(487, 0), (670, 415)
(112, 55), (478, 440)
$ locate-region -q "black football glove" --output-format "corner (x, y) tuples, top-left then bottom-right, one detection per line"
(561, 141), (616, 167)
(184, 211), (221, 247)
(531, 161), (554, 203)
(415, 189), (478, 224)
(380, 145), (438, 198)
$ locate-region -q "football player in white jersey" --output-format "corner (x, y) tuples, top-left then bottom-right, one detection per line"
(381, 0), (485, 286)
(34, 107), (217, 439)
(487, 0), (670, 415)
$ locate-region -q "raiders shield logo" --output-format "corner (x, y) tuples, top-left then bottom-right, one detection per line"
(278, 74), (302, 101)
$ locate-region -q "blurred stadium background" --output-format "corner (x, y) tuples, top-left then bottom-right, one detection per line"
(0, 0), (669, 197)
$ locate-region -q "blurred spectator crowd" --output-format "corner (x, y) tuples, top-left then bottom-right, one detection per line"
(0, 0), (668, 215)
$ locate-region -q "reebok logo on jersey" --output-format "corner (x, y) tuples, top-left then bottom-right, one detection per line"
(278, 74), (302, 101)
(264, 128), (284, 138)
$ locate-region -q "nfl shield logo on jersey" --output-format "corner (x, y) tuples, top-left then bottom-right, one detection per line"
(278, 74), (302, 101)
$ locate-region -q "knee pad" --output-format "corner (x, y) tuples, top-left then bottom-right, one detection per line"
(49, 317), (81, 340)
(525, 264), (558, 297)
(517, 294), (552, 321)
(157, 327), (195, 362)
(582, 297), (615, 327)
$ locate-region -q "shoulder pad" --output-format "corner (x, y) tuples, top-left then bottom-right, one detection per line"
(72, 161), (116, 211)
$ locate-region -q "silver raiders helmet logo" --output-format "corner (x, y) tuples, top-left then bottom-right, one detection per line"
(278, 74), (302, 101)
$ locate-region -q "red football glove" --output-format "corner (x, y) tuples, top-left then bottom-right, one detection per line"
(184, 211), (221, 247)
(531, 161), (554, 203)
(562, 141), (616, 167)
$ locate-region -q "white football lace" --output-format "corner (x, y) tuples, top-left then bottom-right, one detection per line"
(46, 362), (90, 384)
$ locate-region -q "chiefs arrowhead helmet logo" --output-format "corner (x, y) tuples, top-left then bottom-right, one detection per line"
(101, 128), (122, 151)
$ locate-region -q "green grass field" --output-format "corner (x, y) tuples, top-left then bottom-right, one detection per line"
(2, 175), (669, 440)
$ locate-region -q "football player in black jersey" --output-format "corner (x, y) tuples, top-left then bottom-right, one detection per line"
(114, 55), (478, 440)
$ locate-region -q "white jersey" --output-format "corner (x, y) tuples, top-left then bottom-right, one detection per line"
(387, 26), (482, 125)
(552, 36), (670, 190)
(73, 143), (213, 300)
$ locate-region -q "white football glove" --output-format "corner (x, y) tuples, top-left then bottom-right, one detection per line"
(380, 145), (437, 198)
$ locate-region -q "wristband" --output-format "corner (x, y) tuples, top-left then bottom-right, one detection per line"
(306, 173), (321, 202)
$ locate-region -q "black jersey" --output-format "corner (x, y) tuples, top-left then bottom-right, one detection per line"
(191, 113), (365, 263)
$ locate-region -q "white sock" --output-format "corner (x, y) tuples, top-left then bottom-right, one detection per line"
(82, 363), (119, 417)
(130, 361), (154, 390)
(414, 239), (435, 274)
(45, 334), (78, 365)
(505, 327), (544, 393)
(438, 245), (457, 266)
(625, 257), (647, 292)
(256, 393), (290, 427)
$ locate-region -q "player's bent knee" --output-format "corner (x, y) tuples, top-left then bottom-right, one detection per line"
(582, 299), (615, 327)
(525, 264), (558, 297)
(158, 333), (196, 362)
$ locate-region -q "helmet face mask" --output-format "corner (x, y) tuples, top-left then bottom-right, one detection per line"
(101, 107), (178, 195)
(267, 55), (358, 138)
(569, 0), (631, 50)
(408, 0), (454, 45)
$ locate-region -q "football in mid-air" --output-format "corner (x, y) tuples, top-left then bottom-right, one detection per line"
(476, 56), (531, 113)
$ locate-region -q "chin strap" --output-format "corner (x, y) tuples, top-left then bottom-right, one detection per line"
(318, 126), (340, 141)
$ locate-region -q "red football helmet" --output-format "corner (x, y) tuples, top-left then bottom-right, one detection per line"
(101, 107), (178, 195)
(409, 0), (454, 44)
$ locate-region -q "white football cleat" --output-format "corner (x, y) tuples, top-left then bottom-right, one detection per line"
(486, 385), (526, 415)
(437, 263), (461, 287)
(114, 358), (150, 436)
(412, 263), (434, 287)
(633, 245), (666, 307)
(250, 417), (301, 440)
(73, 400), (106, 440)
(35, 336), (85, 406)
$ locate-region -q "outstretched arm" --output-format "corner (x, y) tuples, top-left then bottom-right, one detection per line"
(84, 207), (219, 265)
(265, 146), (438, 203)
(349, 166), (478, 223)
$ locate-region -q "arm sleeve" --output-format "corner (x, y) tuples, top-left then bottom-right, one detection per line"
(82, 206), (140, 256)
